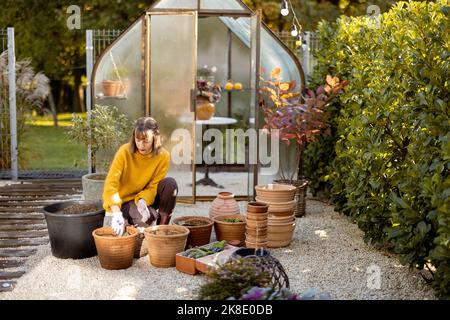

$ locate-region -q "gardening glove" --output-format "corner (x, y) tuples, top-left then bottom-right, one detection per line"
(137, 199), (151, 223)
(111, 211), (125, 236)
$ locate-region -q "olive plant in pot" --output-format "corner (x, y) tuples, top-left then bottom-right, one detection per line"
(66, 104), (132, 200)
(260, 68), (349, 217)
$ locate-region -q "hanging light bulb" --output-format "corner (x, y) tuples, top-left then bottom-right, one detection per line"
(280, 0), (289, 16)
(295, 33), (302, 47)
(291, 24), (298, 37)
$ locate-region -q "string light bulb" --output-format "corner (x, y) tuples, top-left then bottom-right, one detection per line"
(295, 33), (302, 47)
(291, 24), (298, 37)
(281, 0), (289, 16)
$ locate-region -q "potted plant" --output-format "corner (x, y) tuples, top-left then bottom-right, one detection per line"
(66, 104), (132, 200)
(42, 200), (105, 259)
(196, 65), (222, 120)
(213, 214), (246, 242)
(260, 68), (349, 216)
(101, 65), (130, 97)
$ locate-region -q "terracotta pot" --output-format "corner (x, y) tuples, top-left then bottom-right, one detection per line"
(92, 226), (138, 270)
(245, 211), (268, 221)
(101, 80), (122, 96)
(255, 197), (296, 214)
(245, 233), (268, 244)
(268, 214), (295, 224)
(144, 225), (190, 268)
(213, 214), (246, 242)
(247, 201), (268, 213)
(172, 215), (214, 249)
(274, 179), (309, 217)
(255, 184), (296, 202)
(267, 222), (296, 248)
(245, 226), (268, 237)
(209, 192), (240, 219)
(246, 217), (268, 229)
(196, 96), (215, 120)
(245, 239), (268, 249)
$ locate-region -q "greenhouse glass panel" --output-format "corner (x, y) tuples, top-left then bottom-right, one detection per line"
(93, 20), (143, 121)
(149, 12), (196, 199)
(153, 0), (197, 9)
(93, 19), (143, 170)
(200, 0), (249, 11)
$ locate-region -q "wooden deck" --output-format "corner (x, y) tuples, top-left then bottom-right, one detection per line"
(0, 179), (82, 292)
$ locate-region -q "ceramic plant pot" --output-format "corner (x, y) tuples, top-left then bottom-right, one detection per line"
(209, 192), (240, 220)
(144, 225), (190, 268)
(213, 214), (246, 242)
(172, 215), (214, 249)
(93, 226), (138, 270)
(255, 184), (296, 202)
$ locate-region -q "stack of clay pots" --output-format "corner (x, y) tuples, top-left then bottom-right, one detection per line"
(255, 184), (297, 248)
(245, 202), (269, 249)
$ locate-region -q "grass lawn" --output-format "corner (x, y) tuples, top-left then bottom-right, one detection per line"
(19, 113), (88, 170)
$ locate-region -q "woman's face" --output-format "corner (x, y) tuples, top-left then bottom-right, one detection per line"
(135, 131), (154, 155)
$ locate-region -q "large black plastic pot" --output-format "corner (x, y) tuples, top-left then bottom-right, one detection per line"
(42, 200), (105, 259)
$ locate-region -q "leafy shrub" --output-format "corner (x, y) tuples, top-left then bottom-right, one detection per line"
(305, 0), (450, 298)
(65, 104), (132, 171)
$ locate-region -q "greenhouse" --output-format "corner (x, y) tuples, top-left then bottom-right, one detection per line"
(92, 0), (305, 201)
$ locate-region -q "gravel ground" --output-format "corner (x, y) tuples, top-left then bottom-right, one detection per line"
(0, 199), (436, 300)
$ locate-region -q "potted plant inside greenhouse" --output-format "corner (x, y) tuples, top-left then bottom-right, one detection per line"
(66, 104), (132, 200)
(101, 65), (130, 98)
(260, 68), (349, 217)
(196, 65), (222, 120)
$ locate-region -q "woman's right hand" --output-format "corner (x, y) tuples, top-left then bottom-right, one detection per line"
(111, 211), (125, 236)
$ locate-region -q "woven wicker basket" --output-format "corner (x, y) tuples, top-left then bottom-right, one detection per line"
(92, 226), (138, 270)
(274, 179), (309, 217)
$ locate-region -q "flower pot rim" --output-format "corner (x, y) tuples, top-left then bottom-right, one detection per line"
(82, 172), (107, 180)
(255, 184), (297, 192)
(92, 226), (139, 240)
(172, 215), (213, 228)
(217, 191), (235, 199)
(42, 200), (104, 218)
(144, 225), (190, 238)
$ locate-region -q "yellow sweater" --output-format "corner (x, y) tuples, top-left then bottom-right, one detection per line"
(102, 143), (170, 212)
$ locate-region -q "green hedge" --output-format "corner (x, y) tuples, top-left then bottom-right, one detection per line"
(304, 0), (450, 298)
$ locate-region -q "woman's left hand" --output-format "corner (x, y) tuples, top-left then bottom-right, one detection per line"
(137, 199), (151, 223)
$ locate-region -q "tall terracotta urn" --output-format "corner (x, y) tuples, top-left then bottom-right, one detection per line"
(209, 192), (240, 220)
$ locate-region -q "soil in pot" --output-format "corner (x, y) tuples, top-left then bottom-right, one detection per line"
(57, 204), (100, 215)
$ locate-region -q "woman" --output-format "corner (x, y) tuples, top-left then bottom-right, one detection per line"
(102, 117), (178, 236)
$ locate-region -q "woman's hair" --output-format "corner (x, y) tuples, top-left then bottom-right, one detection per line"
(129, 117), (163, 156)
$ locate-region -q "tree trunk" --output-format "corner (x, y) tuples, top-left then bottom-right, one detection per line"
(48, 89), (58, 127)
(73, 69), (82, 113)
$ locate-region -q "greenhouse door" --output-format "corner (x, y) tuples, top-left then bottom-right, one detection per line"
(146, 11), (197, 203)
